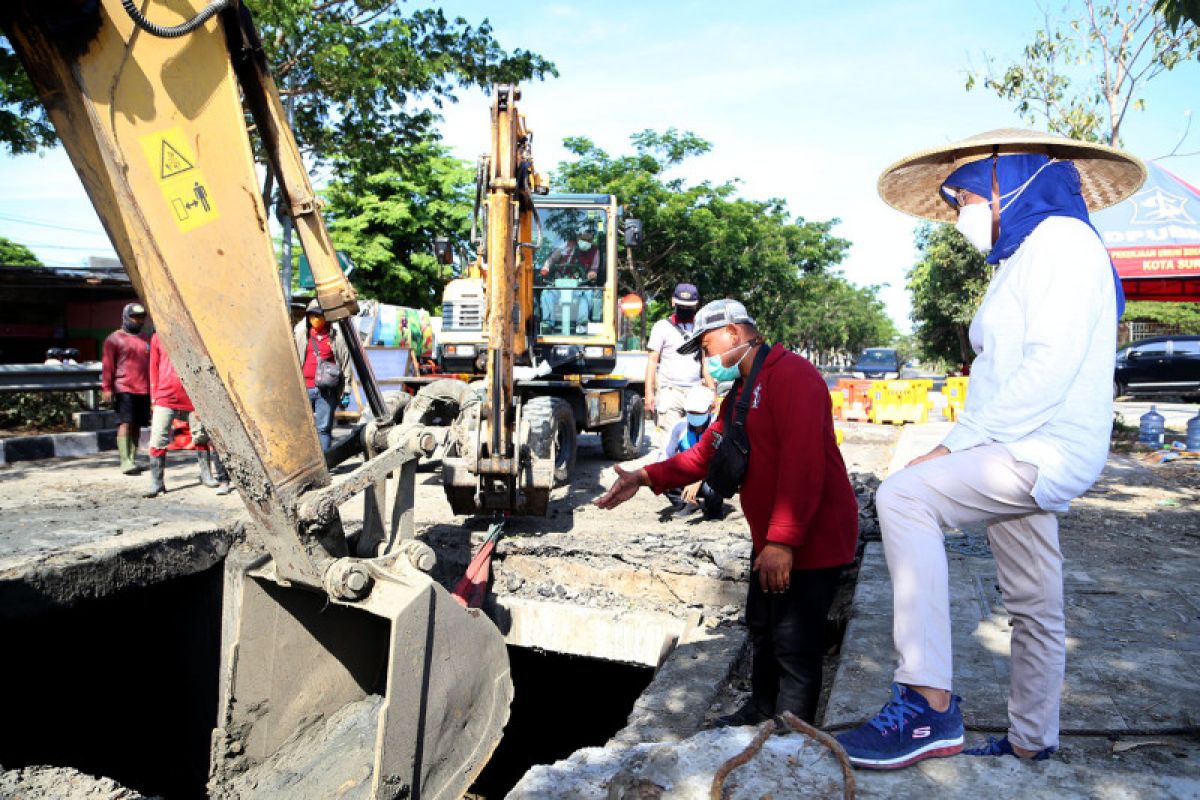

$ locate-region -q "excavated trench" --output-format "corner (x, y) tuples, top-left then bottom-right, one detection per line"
(0, 563), (225, 799)
(0, 543), (684, 800)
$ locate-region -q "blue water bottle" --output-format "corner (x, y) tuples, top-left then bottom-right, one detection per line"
(1187, 408), (1200, 452)
(1138, 405), (1166, 447)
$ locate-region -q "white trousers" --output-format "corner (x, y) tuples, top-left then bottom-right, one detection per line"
(877, 444), (1064, 751)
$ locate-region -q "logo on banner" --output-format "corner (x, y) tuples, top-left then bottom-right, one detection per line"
(1130, 186), (1195, 226)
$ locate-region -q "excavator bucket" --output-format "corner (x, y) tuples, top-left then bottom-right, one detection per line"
(2, 2), (512, 796)
(214, 555), (512, 799)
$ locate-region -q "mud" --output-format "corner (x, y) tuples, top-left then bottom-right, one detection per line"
(213, 696), (381, 800)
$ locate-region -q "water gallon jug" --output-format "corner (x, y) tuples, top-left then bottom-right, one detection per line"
(1138, 405), (1166, 447)
(1187, 408), (1200, 452)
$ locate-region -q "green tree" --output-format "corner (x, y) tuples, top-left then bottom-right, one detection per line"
(967, 0), (1199, 144)
(552, 129), (869, 344)
(0, 235), (40, 265)
(787, 271), (899, 365)
(1155, 0), (1200, 30)
(323, 140), (472, 309)
(1, 2), (556, 168)
(907, 224), (991, 366)
(1124, 299), (1200, 331)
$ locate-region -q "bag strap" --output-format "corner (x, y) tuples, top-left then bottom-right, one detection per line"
(728, 344), (771, 429)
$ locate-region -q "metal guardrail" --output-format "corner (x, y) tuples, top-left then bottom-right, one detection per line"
(0, 364), (103, 393)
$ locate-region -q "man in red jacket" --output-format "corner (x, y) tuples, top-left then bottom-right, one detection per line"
(597, 299), (859, 725)
(144, 332), (230, 497)
(101, 302), (151, 474)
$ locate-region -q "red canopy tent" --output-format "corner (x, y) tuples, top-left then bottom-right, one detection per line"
(1091, 162), (1200, 302)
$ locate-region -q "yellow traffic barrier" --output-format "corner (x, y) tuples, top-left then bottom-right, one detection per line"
(942, 376), (970, 421)
(869, 380), (930, 425)
(829, 388), (845, 420)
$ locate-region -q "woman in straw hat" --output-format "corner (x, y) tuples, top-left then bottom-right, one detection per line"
(835, 129), (1145, 770)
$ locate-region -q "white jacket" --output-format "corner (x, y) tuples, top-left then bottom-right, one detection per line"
(941, 216), (1116, 512)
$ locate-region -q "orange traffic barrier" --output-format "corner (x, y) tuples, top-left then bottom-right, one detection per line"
(836, 378), (874, 422)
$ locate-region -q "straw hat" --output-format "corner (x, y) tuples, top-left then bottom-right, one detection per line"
(877, 128), (1147, 222)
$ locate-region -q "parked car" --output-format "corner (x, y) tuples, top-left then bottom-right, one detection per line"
(852, 347), (902, 380)
(1113, 335), (1200, 399)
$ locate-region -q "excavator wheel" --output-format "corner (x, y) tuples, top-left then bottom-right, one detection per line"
(522, 396), (577, 485)
(601, 389), (645, 460)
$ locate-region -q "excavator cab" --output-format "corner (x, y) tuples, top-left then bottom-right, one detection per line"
(2, 2), (511, 796)
(530, 195), (620, 376)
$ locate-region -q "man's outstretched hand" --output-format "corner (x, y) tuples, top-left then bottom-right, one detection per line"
(594, 464), (649, 510)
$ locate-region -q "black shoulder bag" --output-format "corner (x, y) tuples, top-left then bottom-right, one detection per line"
(706, 344), (771, 498)
(311, 333), (342, 390)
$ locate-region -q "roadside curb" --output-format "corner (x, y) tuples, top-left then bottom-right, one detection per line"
(0, 429), (121, 466)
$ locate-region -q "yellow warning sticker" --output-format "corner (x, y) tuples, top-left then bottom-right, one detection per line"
(138, 127), (219, 233)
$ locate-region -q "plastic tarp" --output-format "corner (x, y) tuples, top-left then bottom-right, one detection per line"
(1092, 162), (1200, 302)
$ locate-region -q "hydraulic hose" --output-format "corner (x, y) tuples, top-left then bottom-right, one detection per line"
(120, 0), (231, 38)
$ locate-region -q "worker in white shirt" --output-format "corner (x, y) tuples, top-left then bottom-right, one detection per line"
(645, 282), (714, 437)
(837, 129), (1146, 771)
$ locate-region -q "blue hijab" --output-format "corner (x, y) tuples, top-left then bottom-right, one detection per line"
(941, 153), (1125, 316)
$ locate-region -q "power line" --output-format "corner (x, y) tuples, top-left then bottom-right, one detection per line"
(0, 212), (109, 237)
(18, 241), (115, 252)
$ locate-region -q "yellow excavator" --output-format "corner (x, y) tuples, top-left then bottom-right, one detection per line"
(3, 1), (513, 796)
(435, 93), (646, 517)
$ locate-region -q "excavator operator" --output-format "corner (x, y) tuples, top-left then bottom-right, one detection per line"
(538, 227), (603, 334)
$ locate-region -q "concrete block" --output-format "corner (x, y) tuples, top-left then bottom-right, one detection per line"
(0, 435), (54, 463)
(72, 410), (117, 432)
(53, 432), (100, 458)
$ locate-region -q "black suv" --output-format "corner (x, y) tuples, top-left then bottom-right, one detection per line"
(1114, 335), (1200, 399)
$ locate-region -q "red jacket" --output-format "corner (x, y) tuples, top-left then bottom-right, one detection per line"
(101, 329), (151, 395)
(644, 346), (858, 570)
(149, 334), (193, 411)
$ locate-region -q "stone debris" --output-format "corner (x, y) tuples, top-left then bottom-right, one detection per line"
(509, 726), (847, 799)
(0, 764), (158, 799)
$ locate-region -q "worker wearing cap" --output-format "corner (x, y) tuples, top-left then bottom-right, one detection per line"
(645, 283), (714, 437)
(658, 384), (722, 519)
(835, 130), (1145, 771)
(599, 299), (859, 725)
(294, 299), (352, 451)
(101, 302), (151, 475)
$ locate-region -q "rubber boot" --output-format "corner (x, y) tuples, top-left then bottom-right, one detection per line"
(118, 436), (141, 475)
(211, 452), (233, 496)
(197, 450), (220, 488)
(143, 454), (167, 497)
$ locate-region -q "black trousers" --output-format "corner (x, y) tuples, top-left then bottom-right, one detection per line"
(745, 564), (844, 723)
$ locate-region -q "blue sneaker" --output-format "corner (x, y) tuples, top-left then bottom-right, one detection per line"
(964, 735), (1056, 761)
(835, 683), (964, 770)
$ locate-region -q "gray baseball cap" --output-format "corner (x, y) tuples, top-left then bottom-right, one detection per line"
(677, 298), (756, 355)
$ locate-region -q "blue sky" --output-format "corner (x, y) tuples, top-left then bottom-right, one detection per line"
(2, 1), (1198, 331)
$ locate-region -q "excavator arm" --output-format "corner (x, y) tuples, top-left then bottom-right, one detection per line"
(442, 85), (559, 516)
(2, 2), (510, 796)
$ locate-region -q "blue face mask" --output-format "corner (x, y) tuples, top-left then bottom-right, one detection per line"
(704, 342), (751, 382)
(686, 412), (711, 428)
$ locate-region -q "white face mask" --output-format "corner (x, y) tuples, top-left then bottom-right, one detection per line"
(955, 202), (993, 253)
(576, 239), (593, 252)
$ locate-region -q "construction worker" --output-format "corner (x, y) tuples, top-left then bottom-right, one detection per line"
(598, 299), (859, 725)
(645, 283), (713, 438)
(294, 299), (351, 451)
(144, 332), (230, 497)
(835, 130), (1144, 770)
(101, 302), (151, 475)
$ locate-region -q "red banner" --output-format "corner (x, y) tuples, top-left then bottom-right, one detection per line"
(1108, 244), (1200, 279)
